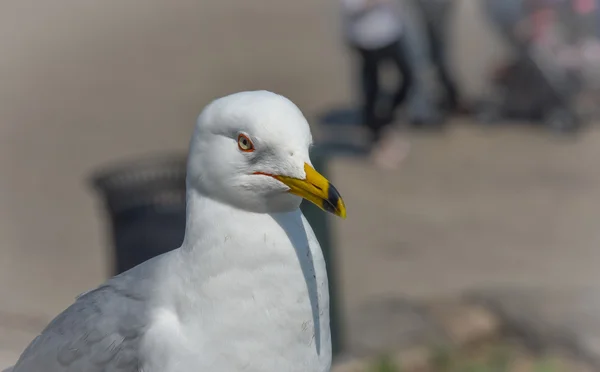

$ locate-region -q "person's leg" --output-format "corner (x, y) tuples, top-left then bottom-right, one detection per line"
(435, 43), (460, 110)
(356, 47), (382, 143)
(387, 38), (415, 119)
(354, 45), (411, 169)
(424, 2), (460, 111)
(365, 41), (414, 169)
(370, 42), (413, 169)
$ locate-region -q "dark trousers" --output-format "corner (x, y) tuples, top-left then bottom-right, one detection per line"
(354, 39), (413, 143)
(416, 0), (460, 110)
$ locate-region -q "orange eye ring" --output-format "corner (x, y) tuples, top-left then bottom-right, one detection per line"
(237, 133), (254, 152)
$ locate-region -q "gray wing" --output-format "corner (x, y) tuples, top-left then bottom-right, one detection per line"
(9, 254), (165, 372)
(10, 286), (147, 372)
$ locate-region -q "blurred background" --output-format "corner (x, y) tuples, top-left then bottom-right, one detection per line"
(2, 0), (600, 370)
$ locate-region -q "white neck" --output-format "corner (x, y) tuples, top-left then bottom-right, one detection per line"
(177, 186), (317, 290)
(180, 187), (301, 251)
(166, 186), (331, 365)
(181, 187), (229, 252)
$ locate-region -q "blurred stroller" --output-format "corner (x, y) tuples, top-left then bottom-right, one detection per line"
(476, 0), (599, 133)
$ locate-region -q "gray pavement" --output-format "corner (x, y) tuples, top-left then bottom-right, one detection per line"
(332, 123), (600, 350)
(470, 287), (600, 367)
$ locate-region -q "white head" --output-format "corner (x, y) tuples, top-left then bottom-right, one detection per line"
(186, 91), (345, 217)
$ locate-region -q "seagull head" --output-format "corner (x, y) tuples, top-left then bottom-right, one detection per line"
(186, 90), (346, 218)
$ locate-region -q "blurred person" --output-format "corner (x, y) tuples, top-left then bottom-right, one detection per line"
(340, 0), (413, 169)
(414, 0), (467, 116)
(400, 0), (445, 127)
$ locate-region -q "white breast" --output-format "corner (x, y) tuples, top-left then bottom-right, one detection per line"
(140, 209), (332, 372)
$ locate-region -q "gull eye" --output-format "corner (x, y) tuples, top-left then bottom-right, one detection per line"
(237, 133), (254, 152)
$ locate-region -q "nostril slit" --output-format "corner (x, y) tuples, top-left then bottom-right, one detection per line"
(290, 151), (295, 157)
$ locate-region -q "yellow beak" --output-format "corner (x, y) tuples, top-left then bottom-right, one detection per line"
(272, 163), (346, 219)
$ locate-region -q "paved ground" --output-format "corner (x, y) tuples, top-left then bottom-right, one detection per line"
(332, 122), (600, 348)
(1, 0), (600, 368)
(470, 287), (600, 367)
(336, 122), (600, 299)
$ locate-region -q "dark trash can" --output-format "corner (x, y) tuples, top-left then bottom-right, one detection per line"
(90, 154), (188, 275)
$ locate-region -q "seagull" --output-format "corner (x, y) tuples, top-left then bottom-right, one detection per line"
(5, 91), (346, 372)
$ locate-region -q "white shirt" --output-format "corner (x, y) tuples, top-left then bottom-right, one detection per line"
(340, 0), (403, 49)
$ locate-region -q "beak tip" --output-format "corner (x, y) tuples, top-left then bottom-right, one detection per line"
(280, 162), (348, 219)
(337, 201), (347, 219)
(336, 199), (347, 219)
